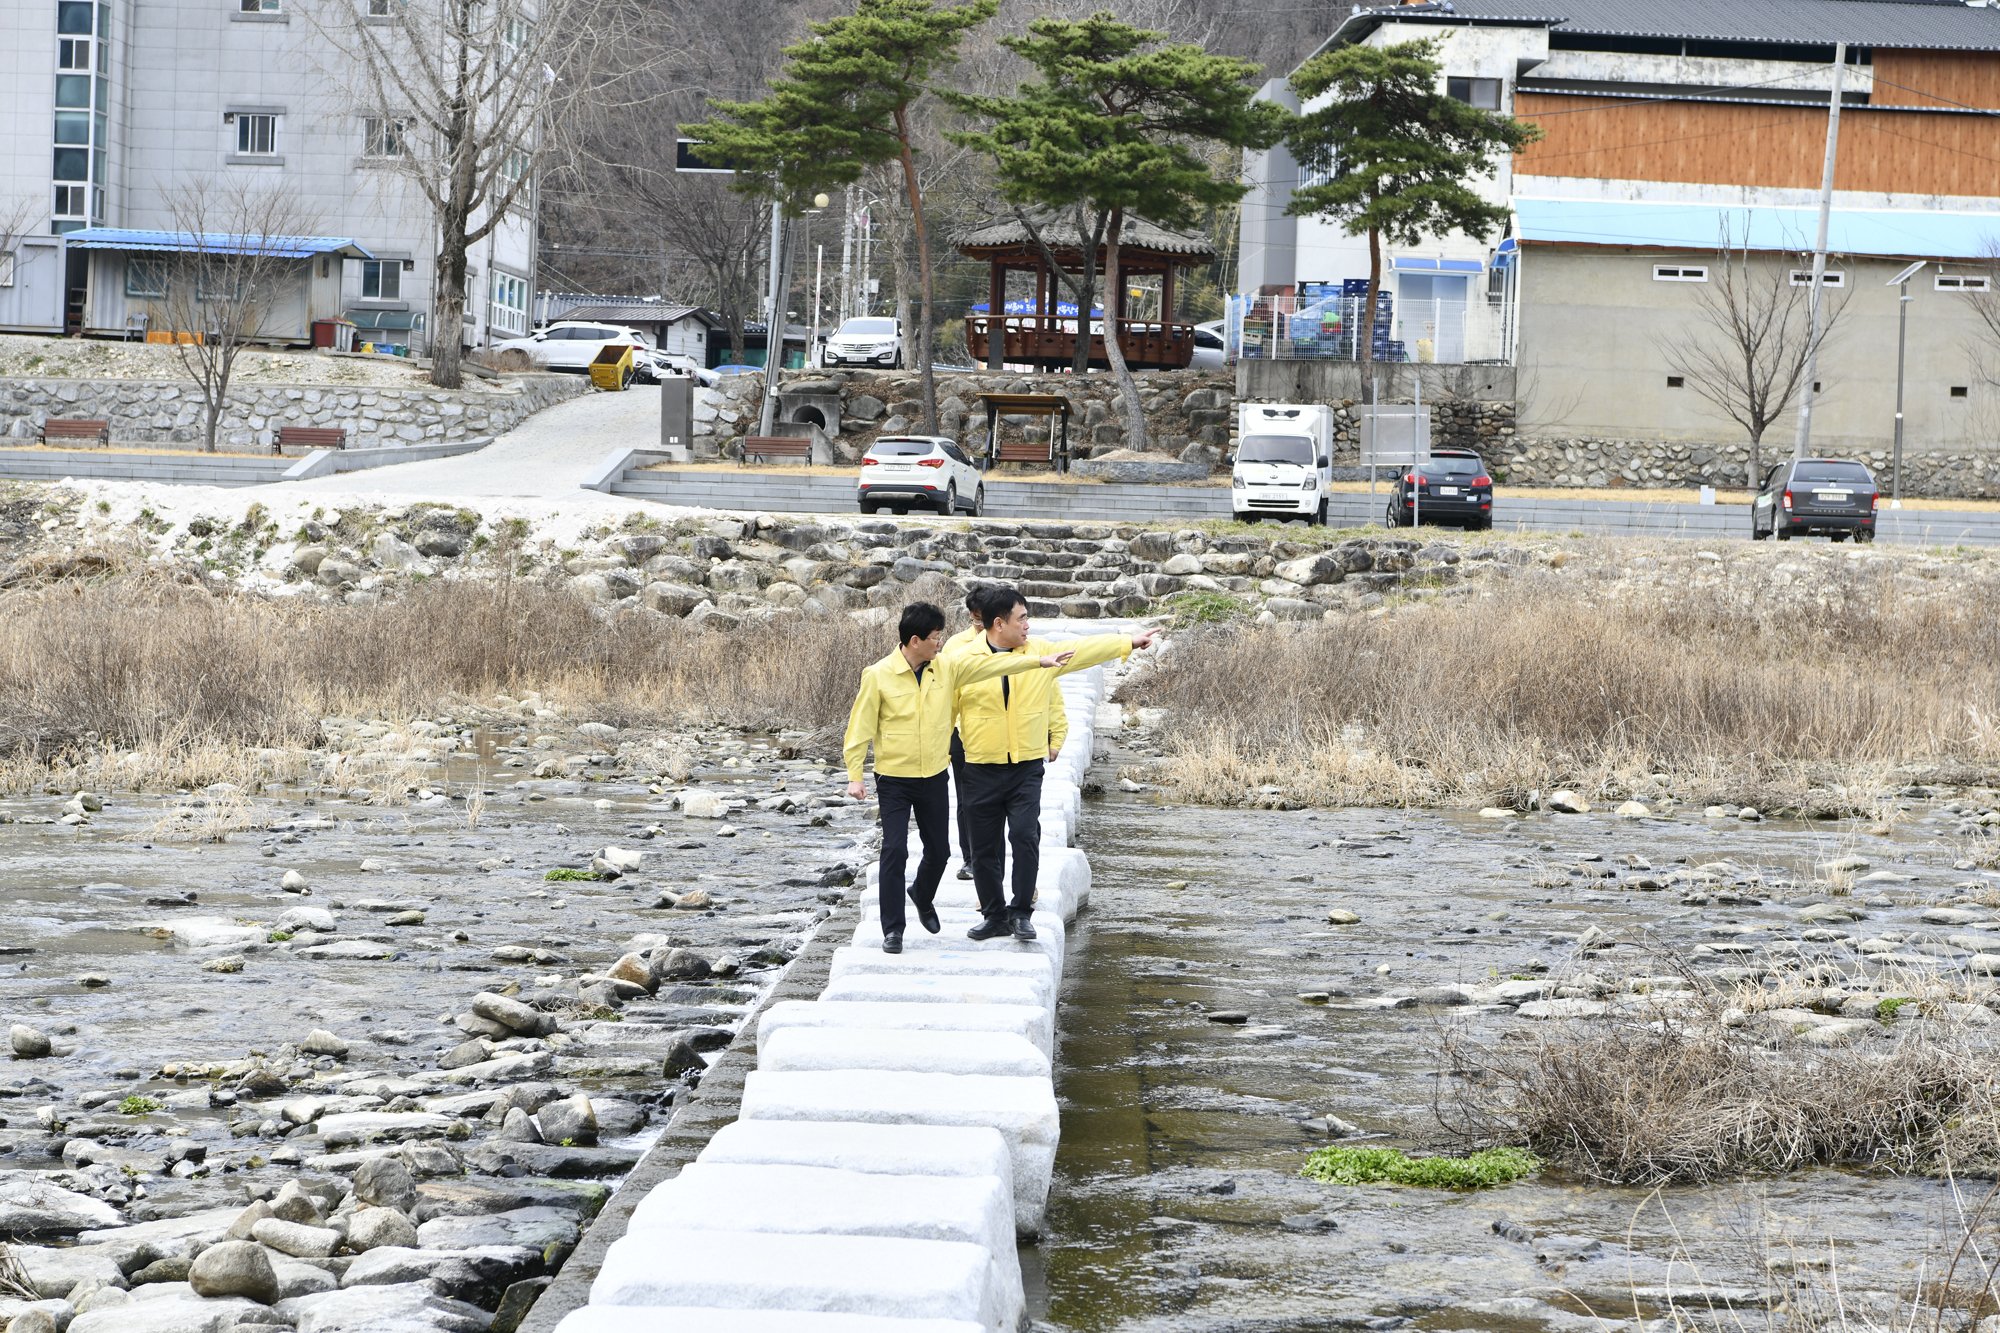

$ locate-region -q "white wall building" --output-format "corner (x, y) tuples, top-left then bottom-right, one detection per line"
(0, 0), (535, 349)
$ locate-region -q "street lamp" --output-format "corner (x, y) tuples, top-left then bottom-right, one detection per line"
(1886, 258), (1927, 506)
(756, 191), (830, 439)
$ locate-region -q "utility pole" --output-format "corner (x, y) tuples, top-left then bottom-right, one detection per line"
(757, 202), (786, 438)
(1793, 41), (1847, 460)
(837, 184), (855, 328)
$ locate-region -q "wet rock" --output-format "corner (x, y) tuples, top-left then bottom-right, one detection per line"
(252, 1217), (343, 1259)
(534, 1093), (597, 1147)
(651, 948), (711, 981)
(606, 953), (656, 993)
(470, 992), (557, 1038)
(10, 1024), (53, 1058)
(681, 790), (728, 819)
(1545, 790), (1591, 814)
(1205, 1011), (1250, 1024)
(438, 1039), (494, 1071)
(353, 1157), (418, 1212)
(1280, 1213), (1341, 1231)
(131, 1255), (192, 1285)
(1615, 801), (1651, 817)
(280, 870), (310, 893)
(673, 888), (713, 910)
(1324, 909), (1359, 925)
(340, 1245), (540, 1305)
(200, 956), (245, 974)
(496, 1107), (542, 1143)
(300, 1029), (350, 1059)
(270, 1181), (326, 1226)
(416, 1206), (580, 1255)
(188, 1238), (281, 1304)
(347, 1207), (419, 1252)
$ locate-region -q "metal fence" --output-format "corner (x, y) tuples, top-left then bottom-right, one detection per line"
(1226, 289), (1516, 365)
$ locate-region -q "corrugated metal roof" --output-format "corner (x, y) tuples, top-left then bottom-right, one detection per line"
(1333, 0), (2000, 52)
(62, 228), (374, 259)
(1513, 196), (2000, 257)
(559, 303), (723, 329)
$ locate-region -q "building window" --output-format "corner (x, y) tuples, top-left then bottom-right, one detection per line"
(57, 0), (94, 33)
(0, 252), (16, 288)
(240, 0), (281, 11)
(1653, 265), (1707, 282)
(491, 272), (528, 337)
(54, 185), (86, 218)
(361, 259), (401, 300)
(1666, 375), (1684, 387)
(126, 258), (166, 298)
(366, 0), (395, 11)
(58, 39), (88, 70)
(500, 149), (530, 185)
(1952, 385), (1970, 397)
(1446, 77), (1502, 110)
(363, 117), (406, 157)
(502, 16), (531, 54)
(1789, 269), (1844, 287)
(237, 114), (277, 155)
(1939, 275), (1991, 291)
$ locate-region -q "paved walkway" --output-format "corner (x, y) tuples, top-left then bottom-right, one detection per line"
(275, 381), (660, 501)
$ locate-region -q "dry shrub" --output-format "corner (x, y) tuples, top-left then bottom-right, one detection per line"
(1437, 999), (2000, 1185)
(0, 573), (893, 768)
(1131, 561), (2000, 806)
(472, 347), (546, 372)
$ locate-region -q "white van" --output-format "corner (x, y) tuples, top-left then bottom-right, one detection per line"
(1230, 403), (1334, 524)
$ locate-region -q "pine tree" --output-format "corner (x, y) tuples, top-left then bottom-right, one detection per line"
(947, 12), (1288, 453)
(687, 0), (996, 431)
(1284, 39), (1540, 384)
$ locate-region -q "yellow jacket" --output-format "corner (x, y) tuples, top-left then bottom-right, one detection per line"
(947, 629), (1131, 764)
(844, 646), (1049, 782)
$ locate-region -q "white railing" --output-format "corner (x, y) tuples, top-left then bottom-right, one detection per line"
(1226, 291), (1516, 365)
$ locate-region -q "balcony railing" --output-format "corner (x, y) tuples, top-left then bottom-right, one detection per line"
(1225, 292), (1516, 366)
(965, 315), (1196, 372)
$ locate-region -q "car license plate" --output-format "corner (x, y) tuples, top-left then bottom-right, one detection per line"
(1813, 490), (1850, 503)
(1438, 486), (1459, 496)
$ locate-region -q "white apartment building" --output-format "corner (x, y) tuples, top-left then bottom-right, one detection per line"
(0, 0), (535, 350)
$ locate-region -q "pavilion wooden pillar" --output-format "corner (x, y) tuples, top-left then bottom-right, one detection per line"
(986, 260), (1005, 371)
(1161, 262), (1176, 326)
(1034, 260), (1048, 371)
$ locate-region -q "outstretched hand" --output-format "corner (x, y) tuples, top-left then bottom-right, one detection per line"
(1131, 627), (1161, 650)
(1038, 649), (1076, 669)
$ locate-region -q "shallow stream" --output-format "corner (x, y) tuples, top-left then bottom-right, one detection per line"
(1030, 793), (2000, 1332)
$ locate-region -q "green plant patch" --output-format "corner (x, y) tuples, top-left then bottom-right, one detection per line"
(1163, 589), (1247, 628)
(119, 1095), (164, 1116)
(1877, 996), (1914, 1021)
(1300, 1145), (1540, 1189)
(544, 867), (598, 882)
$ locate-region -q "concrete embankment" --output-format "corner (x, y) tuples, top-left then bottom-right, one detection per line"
(532, 646), (1111, 1332)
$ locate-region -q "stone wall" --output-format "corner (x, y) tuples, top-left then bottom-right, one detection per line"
(691, 367), (1240, 470)
(0, 372), (587, 453)
(1505, 435), (2000, 498)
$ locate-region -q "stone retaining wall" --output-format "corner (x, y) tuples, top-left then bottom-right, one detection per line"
(0, 372), (586, 453)
(1505, 434), (2000, 498)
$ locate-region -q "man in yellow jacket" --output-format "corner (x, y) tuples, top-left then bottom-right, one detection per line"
(949, 587), (1159, 941)
(844, 601), (1074, 953)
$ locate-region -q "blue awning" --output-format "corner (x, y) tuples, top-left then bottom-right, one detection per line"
(1512, 198), (2000, 261)
(1390, 257), (1484, 272)
(970, 300), (1104, 316)
(63, 228), (374, 259)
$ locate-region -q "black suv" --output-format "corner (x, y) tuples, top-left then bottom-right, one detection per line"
(1751, 458), (1878, 542)
(1386, 449), (1493, 531)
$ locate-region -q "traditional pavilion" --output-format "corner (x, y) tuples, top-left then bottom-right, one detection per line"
(955, 210), (1213, 372)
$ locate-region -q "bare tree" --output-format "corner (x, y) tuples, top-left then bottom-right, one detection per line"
(142, 181), (322, 453)
(1658, 230), (1850, 487)
(301, 0), (666, 389)
(0, 196), (39, 292)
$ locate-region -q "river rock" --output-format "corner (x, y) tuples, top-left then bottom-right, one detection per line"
(252, 1217), (343, 1258)
(10, 1244), (126, 1300)
(354, 1157), (419, 1212)
(496, 1107), (542, 1143)
(1615, 801), (1650, 817)
(416, 1205), (581, 1254)
(278, 1280), (496, 1333)
(10, 1024), (52, 1058)
(0, 1177), (122, 1233)
(280, 870), (310, 892)
(681, 790), (728, 818)
(650, 947), (711, 982)
(269, 1181), (326, 1226)
(346, 1207), (419, 1252)
(317, 1112), (455, 1147)
(227, 1200), (275, 1239)
(1545, 790), (1590, 814)
(339, 1245), (540, 1302)
(1324, 909), (1359, 925)
(4, 1308), (63, 1333)
(606, 953), (656, 993)
(300, 1029), (350, 1058)
(470, 992), (556, 1037)
(534, 1093), (597, 1147)
(438, 1039), (494, 1071)
(188, 1238), (280, 1303)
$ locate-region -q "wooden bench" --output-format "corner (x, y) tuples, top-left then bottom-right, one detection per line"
(742, 435), (812, 464)
(40, 419), (109, 447)
(993, 437), (1053, 464)
(276, 426), (347, 456)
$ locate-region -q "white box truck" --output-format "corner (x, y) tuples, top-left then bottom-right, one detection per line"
(1230, 402), (1334, 524)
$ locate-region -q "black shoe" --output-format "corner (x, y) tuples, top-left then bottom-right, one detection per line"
(1009, 910), (1038, 942)
(881, 929), (903, 954)
(915, 900), (941, 934)
(966, 915), (1010, 942)
(956, 866), (974, 881)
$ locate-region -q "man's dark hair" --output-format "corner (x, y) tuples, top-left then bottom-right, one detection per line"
(964, 588), (988, 624)
(899, 601), (946, 646)
(981, 586), (1027, 622)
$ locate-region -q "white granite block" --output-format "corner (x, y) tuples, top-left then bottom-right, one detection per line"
(591, 1230), (995, 1327)
(828, 947), (1057, 1008)
(760, 1026), (1050, 1079)
(757, 999), (1053, 1059)
(554, 1308), (984, 1333)
(698, 1119), (1014, 1184)
(818, 974), (1045, 1009)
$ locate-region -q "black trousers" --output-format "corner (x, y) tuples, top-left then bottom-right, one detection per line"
(961, 757), (1043, 919)
(876, 771), (949, 933)
(948, 731), (973, 867)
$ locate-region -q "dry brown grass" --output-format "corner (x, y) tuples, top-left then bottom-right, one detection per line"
(1437, 989), (2000, 1186)
(0, 567), (910, 780)
(1129, 560), (2000, 808)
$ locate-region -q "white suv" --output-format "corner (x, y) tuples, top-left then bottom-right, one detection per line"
(823, 317), (903, 368)
(859, 436), (985, 516)
(490, 321), (653, 372)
